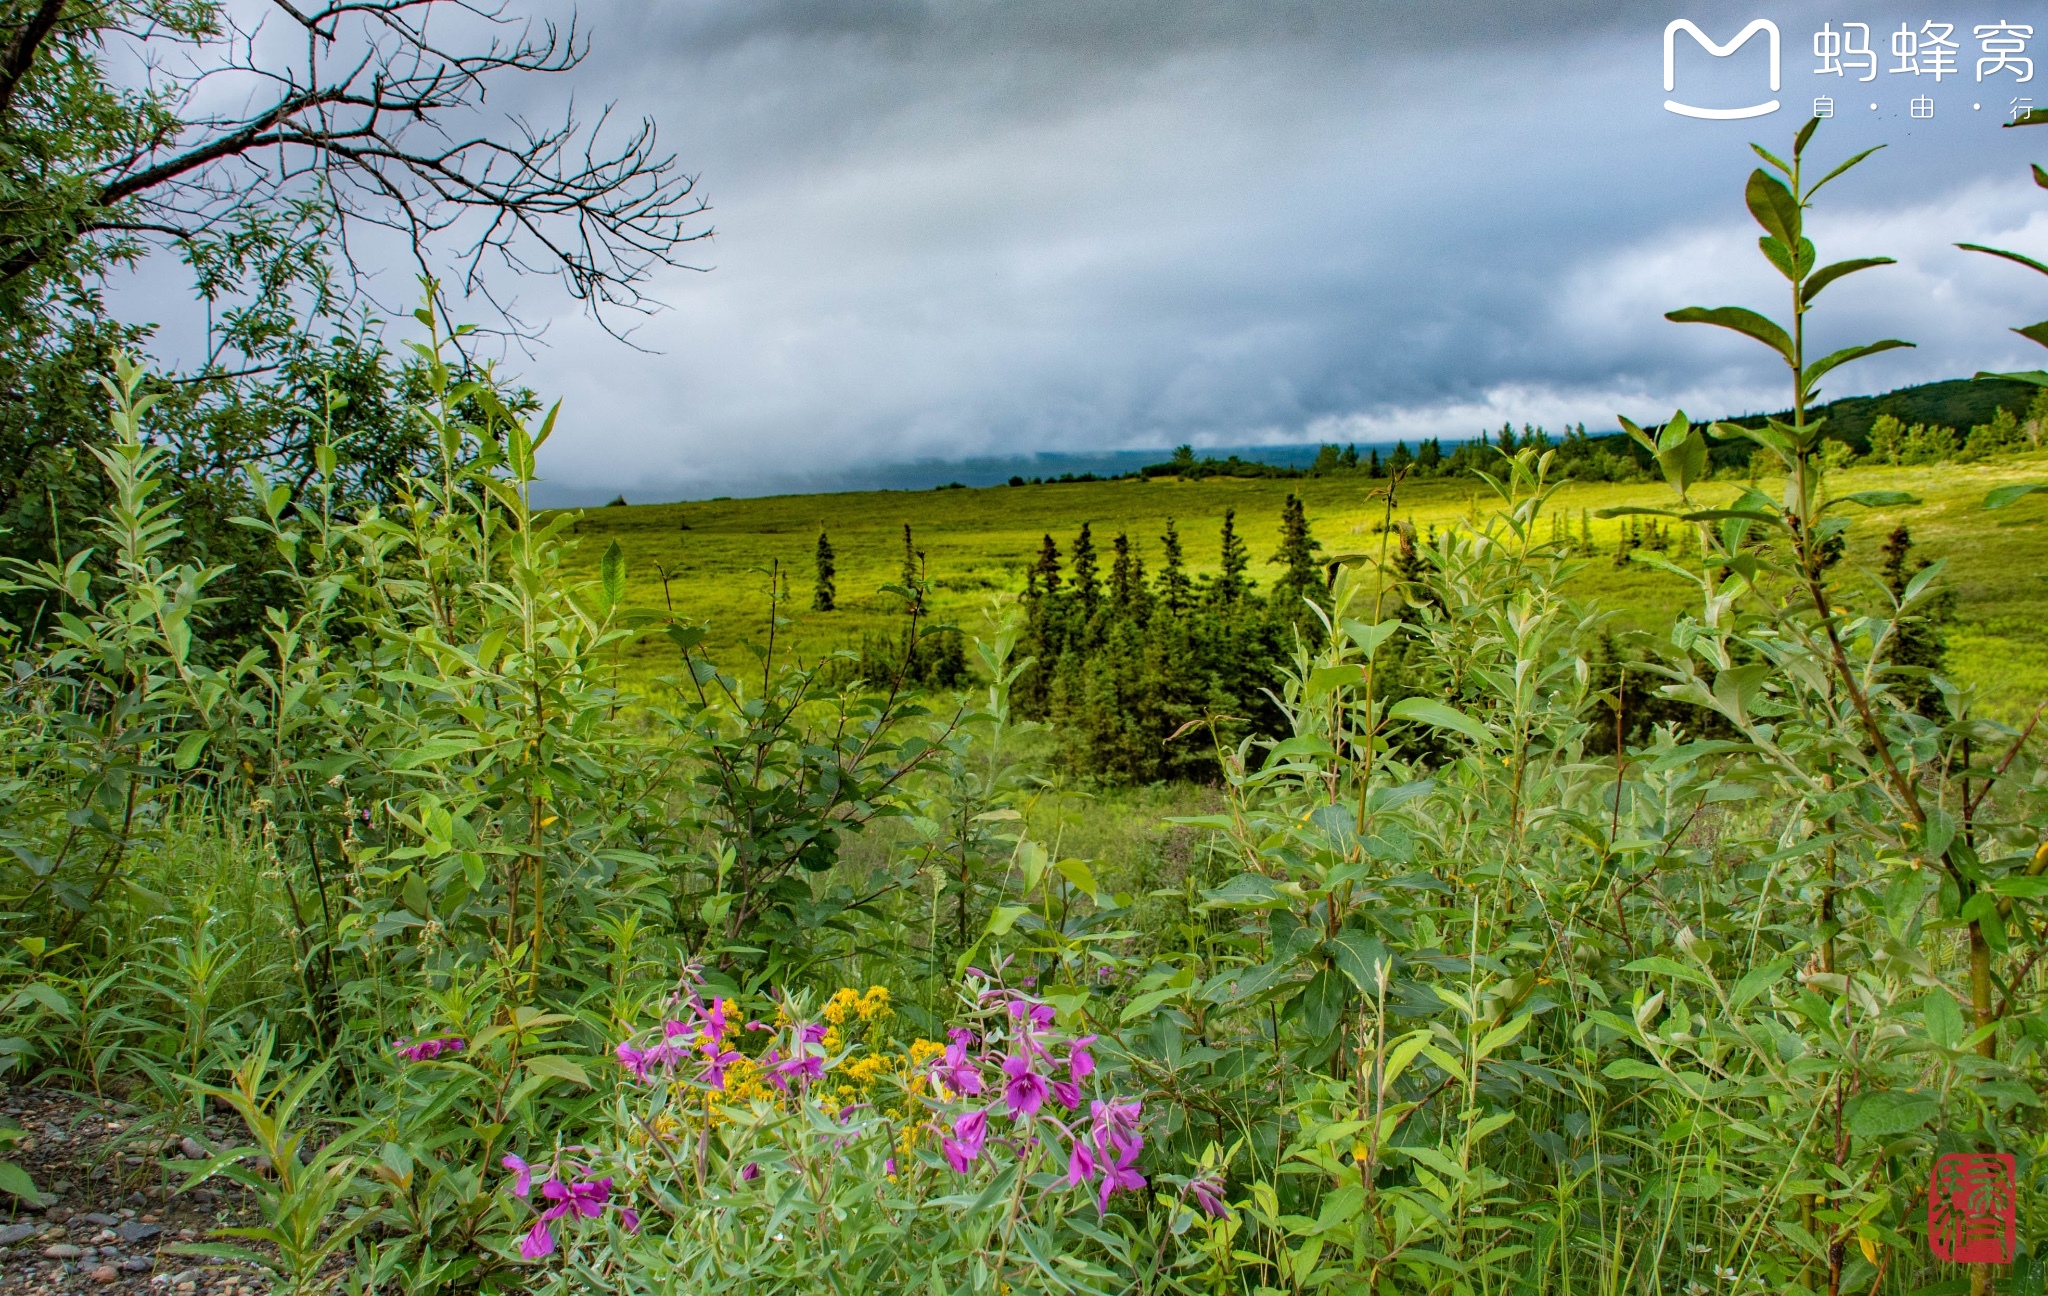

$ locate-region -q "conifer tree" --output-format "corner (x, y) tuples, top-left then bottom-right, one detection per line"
(1367, 448), (1382, 478)
(1032, 534), (1063, 595)
(1214, 508), (1251, 606)
(1071, 522), (1100, 616)
(813, 530), (836, 611)
(1270, 494), (1323, 611)
(1389, 440), (1413, 476)
(1340, 443), (1359, 469)
(1109, 532), (1136, 610)
(1158, 520), (1190, 614)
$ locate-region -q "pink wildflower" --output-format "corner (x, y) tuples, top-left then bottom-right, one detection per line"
(1002, 1053), (1048, 1119)
(393, 1036), (465, 1062)
(942, 1110), (988, 1173)
(502, 1155), (533, 1198)
(930, 1029), (983, 1097)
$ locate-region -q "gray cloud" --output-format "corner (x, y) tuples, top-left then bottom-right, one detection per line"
(110, 3), (2048, 502)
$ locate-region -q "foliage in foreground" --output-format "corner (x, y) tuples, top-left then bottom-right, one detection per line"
(5, 120), (2048, 1296)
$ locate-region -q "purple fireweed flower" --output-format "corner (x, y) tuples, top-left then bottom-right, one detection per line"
(1067, 1036), (1097, 1084)
(1050, 1080), (1081, 1111)
(704, 998), (730, 1040)
(1188, 1171), (1231, 1220)
(502, 1155), (533, 1198)
(1096, 1143), (1147, 1212)
(394, 1036), (465, 1062)
(942, 1110), (988, 1173)
(699, 1044), (743, 1090)
(740, 1162), (760, 1182)
(1062, 1136), (1096, 1189)
(1090, 1099), (1143, 1161)
(615, 1042), (651, 1083)
(1002, 1053), (1048, 1119)
(619, 1208), (641, 1234)
(930, 1033), (983, 1098)
(517, 1176), (612, 1260)
(775, 1052), (825, 1085)
(541, 1176), (612, 1221)
(520, 1218), (556, 1260)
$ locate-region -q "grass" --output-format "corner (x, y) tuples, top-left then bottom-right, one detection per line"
(557, 453), (2048, 717)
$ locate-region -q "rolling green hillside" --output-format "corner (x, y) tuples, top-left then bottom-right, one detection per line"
(560, 450), (2048, 717)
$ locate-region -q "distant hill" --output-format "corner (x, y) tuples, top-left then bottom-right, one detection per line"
(1707, 375), (2042, 455)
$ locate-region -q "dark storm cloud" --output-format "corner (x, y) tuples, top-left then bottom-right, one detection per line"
(127, 3), (2048, 501)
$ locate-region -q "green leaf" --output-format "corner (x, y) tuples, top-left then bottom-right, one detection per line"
(1744, 168), (1801, 246)
(389, 737), (481, 770)
(1326, 930), (1392, 993)
(1973, 368), (2048, 389)
(2019, 321), (2048, 351)
(524, 1055), (591, 1088)
(1846, 1089), (1939, 1138)
(986, 905), (1030, 936)
(1387, 697), (1496, 749)
(600, 540), (626, 609)
(1923, 992), (1964, 1052)
(1729, 958), (1793, 1012)
(173, 731), (211, 771)
(1803, 339), (1914, 388)
(1990, 876), (2048, 899)
(1802, 257), (1894, 304)
(1958, 242), (2048, 277)
(1053, 857), (1099, 898)
(1826, 490), (1919, 510)
(1622, 956), (1714, 987)
(1339, 618), (1400, 659)
(1665, 306), (1794, 364)
(1199, 873), (1287, 910)
(1987, 483), (2048, 511)
(0, 1159), (43, 1205)
(1297, 967), (1349, 1039)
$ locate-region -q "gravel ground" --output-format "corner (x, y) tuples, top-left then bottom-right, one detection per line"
(1, 1087), (274, 1295)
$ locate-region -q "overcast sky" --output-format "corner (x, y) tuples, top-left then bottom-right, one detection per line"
(127, 2), (2048, 500)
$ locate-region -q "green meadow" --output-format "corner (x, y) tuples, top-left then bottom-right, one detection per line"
(561, 452), (2048, 717)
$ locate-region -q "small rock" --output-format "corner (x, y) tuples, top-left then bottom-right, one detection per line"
(40, 1123), (64, 1140)
(83, 1213), (120, 1227)
(0, 1223), (36, 1246)
(180, 1138), (207, 1161)
(90, 1263), (120, 1283)
(118, 1221), (164, 1243)
(123, 1256), (154, 1273)
(42, 1243), (82, 1259)
(176, 1285), (197, 1294)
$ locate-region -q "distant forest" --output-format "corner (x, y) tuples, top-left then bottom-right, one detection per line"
(984, 374), (2046, 488)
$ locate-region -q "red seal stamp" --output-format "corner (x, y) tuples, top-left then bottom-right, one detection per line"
(1928, 1152), (2017, 1264)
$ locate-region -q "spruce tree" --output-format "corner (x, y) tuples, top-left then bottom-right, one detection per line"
(1389, 440), (1413, 476)
(813, 530), (836, 611)
(1270, 494), (1323, 612)
(1032, 534), (1063, 595)
(1367, 448), (1383, 478)
(1070, 522), (1100, 616)
(1158, 520), (1191, 614)
(1878, 525), (1955, 718)
(1109, 532), (1135, 610)
(1214, 508), (1251, 606)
